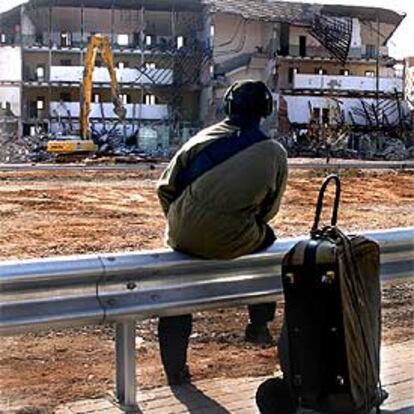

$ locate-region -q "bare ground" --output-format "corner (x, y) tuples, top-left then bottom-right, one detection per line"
(0, 168), (413, 413)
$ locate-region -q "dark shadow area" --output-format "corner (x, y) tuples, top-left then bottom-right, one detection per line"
(170, 383), (231, 413)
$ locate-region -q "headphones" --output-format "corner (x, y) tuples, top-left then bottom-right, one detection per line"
(224, 81), (273, 118)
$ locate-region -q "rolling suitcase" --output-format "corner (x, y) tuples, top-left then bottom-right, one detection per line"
(280, 175), (387, 414)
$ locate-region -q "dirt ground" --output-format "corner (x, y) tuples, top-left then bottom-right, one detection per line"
(0, 168), (413, 413)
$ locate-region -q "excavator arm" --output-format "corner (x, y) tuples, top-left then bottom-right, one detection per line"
(48, 34), (126, 154)
(80, 34), (126, 140)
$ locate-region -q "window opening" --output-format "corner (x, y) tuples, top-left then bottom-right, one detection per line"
(144, 94), (156, 105)
(299, 36), (307, 57)
(288, 67), (298, 84)
(177, 36), (184, 49)
(60, 31), (72, 47)
(117, 34), (129, 46)
(36, 65), (45, 80)
(36, 98), (45, 110)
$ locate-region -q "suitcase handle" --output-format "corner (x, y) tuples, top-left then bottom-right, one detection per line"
(311, 174), (341, 234)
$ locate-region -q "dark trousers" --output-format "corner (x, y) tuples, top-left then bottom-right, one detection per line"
(158, 303), (276, 376)
(158, 314), (193, 376)
(158, 225), (277, 376)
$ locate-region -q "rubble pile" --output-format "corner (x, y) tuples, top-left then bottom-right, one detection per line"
(1, 128), (413, 164)
(275, 134), (297, 156)
(0, 130), (161, 164)
(94, 131), (139, 156)
(0, 133), (54, 163)
(92, 131), (160, 161)
(382, 138), (410, 161)
(276, 130), (414, 161)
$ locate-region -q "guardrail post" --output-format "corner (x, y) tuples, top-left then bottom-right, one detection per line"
(115, 320), (137, 409)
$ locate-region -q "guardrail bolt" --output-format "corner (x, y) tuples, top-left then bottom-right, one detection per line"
(285, 272), (295, 284)
(126, 282), (137, 290)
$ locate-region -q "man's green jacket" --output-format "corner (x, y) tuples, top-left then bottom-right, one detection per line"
(157, 119), (288, 259)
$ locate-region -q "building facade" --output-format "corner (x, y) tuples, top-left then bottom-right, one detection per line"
(0, 0), (407, 152)
(203, 1), (406, 133)
(405, 57), (414, 109)
(0, 0), (211, 152)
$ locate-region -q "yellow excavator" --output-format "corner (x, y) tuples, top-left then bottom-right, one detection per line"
(47, 34), (126, 154)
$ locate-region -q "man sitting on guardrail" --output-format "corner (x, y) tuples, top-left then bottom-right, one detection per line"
(156, 80), (288, 385)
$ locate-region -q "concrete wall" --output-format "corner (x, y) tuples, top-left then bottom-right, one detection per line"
(211, 14), (277, 122)
(279, 59), (394, 89)
(51, 53), (82, 66)
(52, 51), (169, 70)
(0, 87), (21, 116)
(286, 19), (393, 59)
(50, 87), (80, 102)
(293, 73), (402, 93)
(220, 55), (273, 83)
(23, 7), (48, 32)
(22, 51), (49, 81)
(212, 14), (275, 64)
(199, 86), (212, 124)
(406, 66), (414, 107)
(179, 90), (200, 121)
(49, 66), (173, 84)
(21, 6), (200, 48)
(21, 8), (37, 36)
(21, 6), (48, 45)
(22, 7), (140, 39)
(288, 24), (360, 58)
(359, 21), (394, 56)
(146, 10), (200, 37)
(283, 95), (403, 125)
(22, 87), (49, 120)
(50, 101), (168, 120)
(0, 47), (22, 81)
(350, 18), (362, 51)
(49, 87), (170, 105)
(289, 25), (329, 57)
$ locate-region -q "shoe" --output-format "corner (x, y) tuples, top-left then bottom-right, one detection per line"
(245, 324), (274, 344)
(256, 377), (298, 414)
(166, 365), (191, 386)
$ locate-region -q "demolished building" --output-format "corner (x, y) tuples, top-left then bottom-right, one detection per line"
(0, 0), (409, 154)
(0, 0), (210, 154)
(405, 57), (414, 109)
(204, 1), (408, 132)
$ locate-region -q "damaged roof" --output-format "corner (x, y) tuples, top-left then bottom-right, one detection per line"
(321, 4), (405, 26)
(1, 0), (203, 13)
(202, 0), (320, 25)
(0, 0), (406, 27)
(202, 0), (405, 26)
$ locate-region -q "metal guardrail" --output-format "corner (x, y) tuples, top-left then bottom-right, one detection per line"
(1, 227), (413, 408)
(0, 160), (413, 172)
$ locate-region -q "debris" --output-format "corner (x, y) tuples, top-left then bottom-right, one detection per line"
(382, 138), (410, 161)
(358, 134), (375, 159)
(0, 133), (54, 163)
